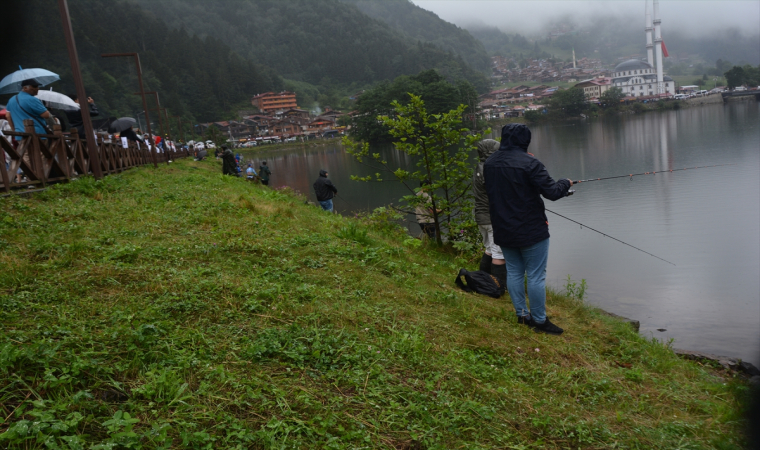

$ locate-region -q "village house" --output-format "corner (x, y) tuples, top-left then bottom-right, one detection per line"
(574, 77), (613, 99)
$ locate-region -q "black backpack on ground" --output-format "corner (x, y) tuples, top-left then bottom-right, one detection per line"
(454, 268), (503, 298)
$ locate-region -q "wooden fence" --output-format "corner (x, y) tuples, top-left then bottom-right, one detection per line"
(1, 119), (189, 194)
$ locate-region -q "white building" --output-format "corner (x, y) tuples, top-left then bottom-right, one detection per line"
(610, 1), (675, 98)
(611, 60), (674, 97)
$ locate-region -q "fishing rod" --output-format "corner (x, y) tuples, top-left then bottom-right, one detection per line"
(573, 164), (734, 184)
(546, 208), (676, 266)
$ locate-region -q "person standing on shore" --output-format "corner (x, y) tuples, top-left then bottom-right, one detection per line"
(484, 123), (573, 335)
(473, 139), (506, 295)
(222, 146), (238, 176)
(259, 161), (271, 186)
(313, 169), (337, 212)
(415, 180), (437, 240)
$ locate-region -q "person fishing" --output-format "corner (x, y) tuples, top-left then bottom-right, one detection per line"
(221, 145), (238, 176)
(472, 139), (506, 295)
(313, 169), (337, 212)
(484, 123), (573, 335)
(259, 161), (271, 186)
(245, 163), (257, 181)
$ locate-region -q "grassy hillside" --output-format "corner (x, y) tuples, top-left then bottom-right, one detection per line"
(0, 159), (748, 449)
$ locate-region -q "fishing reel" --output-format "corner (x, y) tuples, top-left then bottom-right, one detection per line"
(566, 189), (575, 197)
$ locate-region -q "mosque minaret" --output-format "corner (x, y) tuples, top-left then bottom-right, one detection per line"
(610, 0), (674, 98)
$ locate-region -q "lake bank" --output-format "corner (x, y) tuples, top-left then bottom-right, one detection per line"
(0, 159), (750, 448)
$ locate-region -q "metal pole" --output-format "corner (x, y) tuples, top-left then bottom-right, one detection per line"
(161, 108), (171, 142)
(172, 116), (184, 142)
(59, 0), (103, 178)
(102, 52), (157, 168)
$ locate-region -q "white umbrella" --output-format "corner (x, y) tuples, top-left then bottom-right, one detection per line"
(36, 89), (80, 111)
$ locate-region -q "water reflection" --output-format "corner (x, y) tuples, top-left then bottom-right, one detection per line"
(245, 101), (760, 364)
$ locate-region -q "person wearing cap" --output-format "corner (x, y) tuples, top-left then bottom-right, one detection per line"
(259, 161), (271, 186)
(6, 79), (51, 183)
(6, 79), (51, 140)
(245, 163), (257, 181)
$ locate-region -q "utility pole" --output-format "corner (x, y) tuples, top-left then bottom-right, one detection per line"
(59, 0), (103, 178)
(102, 52), (157, 168)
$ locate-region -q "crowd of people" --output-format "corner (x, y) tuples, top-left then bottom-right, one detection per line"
(1, 78), (195, 185)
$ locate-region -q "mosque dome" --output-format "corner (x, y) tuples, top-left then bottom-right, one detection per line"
(614, 59), (654, 73)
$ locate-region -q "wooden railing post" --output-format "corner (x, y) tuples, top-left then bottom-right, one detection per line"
(24, 120), (45, 187)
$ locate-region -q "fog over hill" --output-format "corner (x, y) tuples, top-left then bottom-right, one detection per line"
(411, 0), (760, 38)
(411, 0), (760, 65)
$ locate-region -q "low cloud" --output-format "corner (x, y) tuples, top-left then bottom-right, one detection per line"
(411, 0), (760, 37)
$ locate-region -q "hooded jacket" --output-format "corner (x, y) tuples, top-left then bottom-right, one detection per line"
(484, 123), (571, 248)
(472, 139), (500, 226)
(313, 169), (337, 201)
(222, 148), (237, 175)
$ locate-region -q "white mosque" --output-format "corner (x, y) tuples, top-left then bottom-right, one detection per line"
(611, 0), (675, 97)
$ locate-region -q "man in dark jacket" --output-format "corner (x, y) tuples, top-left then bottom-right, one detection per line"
(221, 146), (238, 176)
(484, 123), (573, 335)
(65, 95), (99, 139)
(259, 161), (271, 186)
(313, 169), (337, 212)
(473, 139), (506, 295)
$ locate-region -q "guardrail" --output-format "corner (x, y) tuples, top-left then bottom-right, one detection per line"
(1, 119), (189, 194)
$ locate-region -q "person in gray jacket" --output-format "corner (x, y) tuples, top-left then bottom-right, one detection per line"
(472, 139), (506, 295)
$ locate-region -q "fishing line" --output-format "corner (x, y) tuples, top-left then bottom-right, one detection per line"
(573, 164), (734, 184)
(545, 208), (676, 266)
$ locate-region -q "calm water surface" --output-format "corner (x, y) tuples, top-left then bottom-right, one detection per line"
(245, 101), (760, 365)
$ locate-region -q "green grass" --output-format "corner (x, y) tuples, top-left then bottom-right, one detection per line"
(0, 159), (749, 449)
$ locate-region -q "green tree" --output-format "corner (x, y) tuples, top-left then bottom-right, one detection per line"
(600, 87), (625, 108)
(349, 70), (478, 143)
(548, 88), (588, 117)
(343, 94), (485, 245)
(724, 66), (746, 89)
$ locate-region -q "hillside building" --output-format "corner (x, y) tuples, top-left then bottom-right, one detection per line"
(251, 91), (298, 114)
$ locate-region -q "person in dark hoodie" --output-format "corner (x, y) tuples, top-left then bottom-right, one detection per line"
(221, 146), (238, 176)
(473, 139), (506, 296)
(484, 123), (573, 335)
(313, 169), (337, 212)
(65, 95), (99, 139)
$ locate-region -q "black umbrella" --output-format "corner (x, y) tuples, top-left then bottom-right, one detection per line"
(108, 117), (137, 133)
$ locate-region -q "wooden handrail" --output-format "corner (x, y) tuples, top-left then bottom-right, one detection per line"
(1, 119), (188, 193)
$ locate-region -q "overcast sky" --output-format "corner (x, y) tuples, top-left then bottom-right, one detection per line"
(410, 0), (760, 36)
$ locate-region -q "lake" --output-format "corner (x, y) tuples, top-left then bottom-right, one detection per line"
(244, 100), (760, 365)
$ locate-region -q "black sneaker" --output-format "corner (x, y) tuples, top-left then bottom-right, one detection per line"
(533, 318), (564, 335)
(517, 315), (534, 327)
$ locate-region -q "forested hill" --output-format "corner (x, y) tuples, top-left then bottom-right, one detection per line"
(123, 0), (489, 92)
(338, 0), (491, 73)
(3, 0), (282, 123)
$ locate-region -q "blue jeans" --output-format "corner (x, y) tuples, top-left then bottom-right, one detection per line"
(319, 199), (334, 212)
(500, 238), (550, 324)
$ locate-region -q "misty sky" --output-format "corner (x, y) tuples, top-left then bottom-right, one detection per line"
(410, 0), (760, 36)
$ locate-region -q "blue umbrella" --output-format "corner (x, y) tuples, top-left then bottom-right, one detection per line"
(0, 67), (60, 95)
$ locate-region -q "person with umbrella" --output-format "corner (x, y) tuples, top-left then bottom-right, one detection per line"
(5, 79), (51, 139)
(65, 94), (99, 139)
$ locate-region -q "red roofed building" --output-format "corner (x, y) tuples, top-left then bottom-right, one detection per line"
(251, 91), (298, 113)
